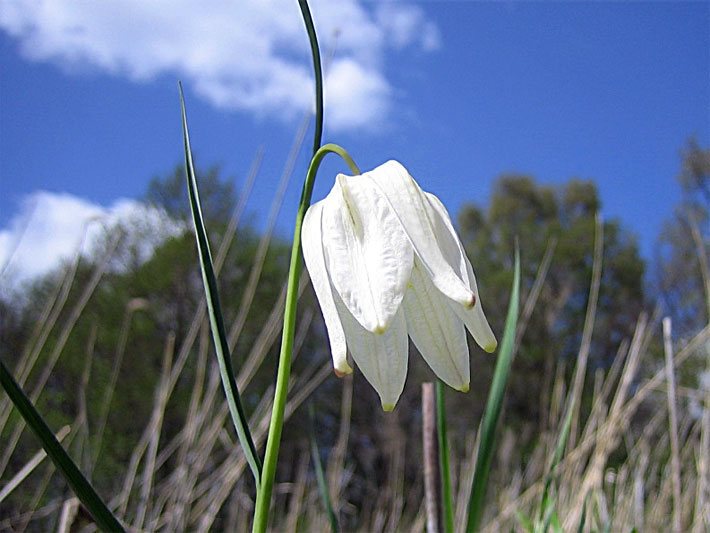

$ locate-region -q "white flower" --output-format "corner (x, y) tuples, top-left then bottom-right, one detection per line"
(302, 160), (496, 411)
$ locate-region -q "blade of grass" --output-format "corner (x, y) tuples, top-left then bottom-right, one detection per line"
(536, 402), (574, 527)
(0, 424), (71, 503)
(436, 380), (455, 533)
(577, 495), (589, 533)
(0, 358), (124, 532)
(466, 245), (520, 532)
(179, 83), (261, 488)
(309, 404), (338, 532)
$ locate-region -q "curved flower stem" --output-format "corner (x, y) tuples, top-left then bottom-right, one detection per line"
(253, 4), (360, 529)
(252, 143), (359, 533)
(298, 0), (324, 157)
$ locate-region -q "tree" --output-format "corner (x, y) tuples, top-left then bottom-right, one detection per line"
(656, 139), (710, 338)
(457, 175), (645, 427)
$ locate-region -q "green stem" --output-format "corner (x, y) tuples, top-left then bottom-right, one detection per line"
(437, 381), (455, 533)
(251, 143), (359, 533)
(298, 0), (324, 157)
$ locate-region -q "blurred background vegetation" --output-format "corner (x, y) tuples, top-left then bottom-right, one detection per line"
(0, 139), (707, 531)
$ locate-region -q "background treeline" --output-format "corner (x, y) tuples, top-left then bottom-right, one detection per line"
(0, 139), (707, 531)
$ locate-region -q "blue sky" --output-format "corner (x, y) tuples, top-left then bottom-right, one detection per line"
(1, 1), (708, 282)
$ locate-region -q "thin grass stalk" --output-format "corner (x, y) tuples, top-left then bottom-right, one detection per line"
(423, 383), (442, 533)
(154, 328), (211, 530)
(14, 453), (61, 533)
(92, 299), (147, 468)
(514, 237), (556, 354)
(436, 381), (455, 533)
(162, 326), (218, 532)
(569, 213), (604, 447)
(662, 317), (683, 533)
(466, 247), (520, 532)
(455, 431), (478, 531)
(385, 412), (406, 532)
(160, 326), (211, 531)
(0, 501), (64, 532)
(76, 322), (97, 474)
(114, 344), (179, 515)
(536, 399), (574, 527)
(687, 212), (710, 321)
(534, 215), (604, 524)
(327, 372), (353, 510)
(177, 311), (313, 528)
(151, 280), (297, 490)
(0, 196), (38, 277)
(621, 321), (709, 421)
(0, 425), (71, 503)
(580, 339), (630, 447)
(228, 117), (307, 351)
(0, 233), (120, 475)
(149, 278), (301, 485)
(482, 318), (648, 531)
(8, 217), (92, 390)
(565, 312), (650, 529)
(133, 332), (175, 530)
(489, 321), (710, 530)
(0, 359), (124, 531)
(694, 354), (710, 532)
(57, 497), (80, 533)
(213, 148), (262, 273)
(285, 449), (311, 532)
(180, 84), (262, 488)
(309, 404), (339, 532)
(161, 295), (301, 517)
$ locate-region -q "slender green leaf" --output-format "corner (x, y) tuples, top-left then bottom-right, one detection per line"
(516, 511), (534, 533)
(466, 246), (521, 532)
(537, 399), (575, 526)
(436, 380), (455, 533)
(549, 512), (563, 533)
(309, 404), (338, 532)
(0, 359), (124, 532)
(179, 83), (261, 488)
(576, 495), (589, 533)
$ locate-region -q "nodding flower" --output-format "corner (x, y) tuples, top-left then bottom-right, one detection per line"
(302, 160), (496, 411)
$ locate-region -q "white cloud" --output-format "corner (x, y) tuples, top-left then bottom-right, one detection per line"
(0, 191), (183, 287)
(0, 0), (440, 132)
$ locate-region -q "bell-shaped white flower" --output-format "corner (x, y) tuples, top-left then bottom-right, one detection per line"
(302, 160), (496, 410)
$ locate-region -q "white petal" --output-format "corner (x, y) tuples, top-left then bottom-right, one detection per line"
(403, 258), (470, 391)
(333, 290), (409, 411)
(322, 176), (413, 334)
(425, 193), (497, 353)
(456, 254), (497, 353)
(302, 201), (352, 375)
(366, 161), (475, 307)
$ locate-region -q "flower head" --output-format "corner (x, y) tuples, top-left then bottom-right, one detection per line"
(302, 160), (496, 410)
